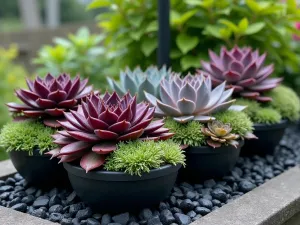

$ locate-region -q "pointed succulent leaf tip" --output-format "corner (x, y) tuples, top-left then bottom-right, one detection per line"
(108, 66), (173, 102)
(49, 91), (173, 172)
(199, 46), (282, 102)
(151, 73), (235, 123)
(7, 73), (93, 127)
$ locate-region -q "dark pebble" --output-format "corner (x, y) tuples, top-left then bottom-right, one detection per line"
(49, 194), (61, 207)
(195, 207), (211, 215)
(212, 199), (221, 207)
(211, 188), (227, 202)
(187, 210), (196, 218)
(139, 208), (153, 220)
(179, 199), (194, 212)
(160, 209), (175, 225)
(11, 203), (27, 212)
(185, 191), (197, 201)
(8, 197), (21, 207)
(112, 212), (129, 225)
(5, 178), (15, 186)
(66, 191), (77, 204)
(0, 192), (10, 200)
(35, 189), (43, 198)
(87, 218), (101, 225)
(147, 216), (162, 225)
(239, 181), (256, 193)
(76, 208), (93, 221)
(0, 185), (13, 193)
(72, 218), (81, 225)
(14, 186), (24, 193)
(49, 212), (63, 222)
(203, 179), (216, 188)
(31, 208), (47, 219)
(61, 218), (73, 225)
(32, 196), (49, 208)
(14, 173), (23, 181)
(171, 207), (182, 214)
(174, 213), (191, 225)
(92, 213), (102, 220)
(25, 187), (37, 196)
(101, 214), (112, 225)
(159, 202), (169, 211)
(49, 204), (64, 213)
(198, 198), (213, 209)
(128, 222), (139, 225)
(69, 202), (84, 215)
(22, 195), (34, 205)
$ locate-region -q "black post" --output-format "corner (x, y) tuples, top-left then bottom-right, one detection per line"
(158, 0), (170, 68)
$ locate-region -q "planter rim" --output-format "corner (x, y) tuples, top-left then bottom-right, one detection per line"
(186, 139), (244, 154)
(63, 163), (182, 181)
(253, 119), (289, 131)
(10, 149), (49, 158)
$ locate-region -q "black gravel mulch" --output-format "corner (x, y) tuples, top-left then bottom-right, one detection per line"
(1, 127), (299, 225)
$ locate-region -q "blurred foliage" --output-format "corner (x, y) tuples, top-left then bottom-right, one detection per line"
(88, 0), (300, 90)
(33, 27), (116, 91)
(0, 45), (28, 129)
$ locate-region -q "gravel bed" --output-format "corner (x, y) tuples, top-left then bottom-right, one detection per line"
(1, 127), (300, 225)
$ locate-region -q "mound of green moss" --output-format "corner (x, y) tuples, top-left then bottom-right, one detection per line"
(104, 140), (185, 176)
(164, 119), (206, 147)
(214, 110), (253, 135)
(265, 85), (300, 122)
(0, 121), (57, 154)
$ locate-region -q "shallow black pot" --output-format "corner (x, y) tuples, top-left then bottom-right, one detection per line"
(9, 149), (68, 188)
(179, 140), (244, 182)
(64, 163), (181, 213)
(241, 120), (289, 156)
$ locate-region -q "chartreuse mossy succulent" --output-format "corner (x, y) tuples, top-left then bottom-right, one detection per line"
(0, 121), (57, 155)
(235, 98), (282, 124)
(265, 85), (300, 122)
(104, 140), (185, 176)
(164, 118), (206, 147)
(214, 110), (253, 136)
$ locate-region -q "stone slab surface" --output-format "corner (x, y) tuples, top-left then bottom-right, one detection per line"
(0, 206), (56, 225)
(191, 166), (300, 225)
(0, 159), (16, 179)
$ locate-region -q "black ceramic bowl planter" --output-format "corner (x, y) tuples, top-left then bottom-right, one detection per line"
(9, 149), (68, 187)
(64, 162), (181, 213)
(241, 120), (289, 156)
(179, 140), (244, 182)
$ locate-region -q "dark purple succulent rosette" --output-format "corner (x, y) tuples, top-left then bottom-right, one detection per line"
(199, 46), (283, 102)
(47, 92), (174, 172)
(6, 73), (94, 127)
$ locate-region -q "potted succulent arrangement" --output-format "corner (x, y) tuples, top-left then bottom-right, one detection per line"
(48, 91), (185, 213)
(107, 65), (173, 102)
(0, 73), (93, 186)
(199, 46), (300, 155)
(144, 73), (255, 181)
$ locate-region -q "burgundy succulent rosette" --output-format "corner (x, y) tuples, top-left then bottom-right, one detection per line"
(7, 73), (93, 127)
(199, 46), (283, 102)
(48, 92), (174, 172)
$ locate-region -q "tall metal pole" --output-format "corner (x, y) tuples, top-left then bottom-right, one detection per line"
(158, 0), (170, 68)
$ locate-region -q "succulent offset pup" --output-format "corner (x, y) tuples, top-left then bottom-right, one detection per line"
(199, 46), (283, 102)
(107, 65), (173, 102)
(6, 73), (93, 128)
(48, 92), (174, 172)
(202, 121), (239, 148)
(144, 73), (245, 124)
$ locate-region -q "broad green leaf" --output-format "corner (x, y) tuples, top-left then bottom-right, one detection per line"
(172, 10), (197, 26)
(129, 29), (144, 41)
(145, 21), (158, 32)
(171, 49), (182, 59)
(180, 55), (200, 70)
(219, 19), (238, 32)
(87, 0), (110, 10)
(176, 34), (199, 54)
(238, 18), (249, 33)
(170, 10), (181, 24)
(246, 0), (260, 13)
(53, 38), (72, 47)
(141, 38), (157, 57)
(244, 22), (265, 35)
(128, 15), (144, 27)
(219, 28), (232, 39)
(203, 25), (222, 39)
(184, 0), (202, 6)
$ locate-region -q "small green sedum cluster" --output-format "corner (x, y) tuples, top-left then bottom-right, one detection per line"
(104, 141), (185, 176)
(0, 121), (57, 155)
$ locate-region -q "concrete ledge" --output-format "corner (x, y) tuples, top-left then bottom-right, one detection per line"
(0, 206), (56, 225)
(0, 160), (16, 179)
(191, 166), (300, 225)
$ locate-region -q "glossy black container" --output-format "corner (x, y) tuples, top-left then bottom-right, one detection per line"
(9, 149), (68, 187)
(64, 163), (181, 213)
(241, 120), (289, 156)
(179, 140), (244, 182)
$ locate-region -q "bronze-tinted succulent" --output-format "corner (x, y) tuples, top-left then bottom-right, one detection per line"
(6, 73), (93, 127)
(200, 46), (283, 102)
(202, 120), (239, 148)
(48, 92), (174, 172)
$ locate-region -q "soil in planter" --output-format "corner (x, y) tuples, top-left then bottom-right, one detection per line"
(0, 127), (299, 225)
